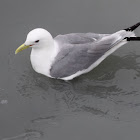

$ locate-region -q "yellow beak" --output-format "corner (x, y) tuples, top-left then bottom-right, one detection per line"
(15, 44), (30, 54)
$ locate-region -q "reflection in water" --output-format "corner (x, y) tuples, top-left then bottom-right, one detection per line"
(16, 54), (140, 121)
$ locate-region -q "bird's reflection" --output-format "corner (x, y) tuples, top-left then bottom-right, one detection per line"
(16, 53), (140, 119)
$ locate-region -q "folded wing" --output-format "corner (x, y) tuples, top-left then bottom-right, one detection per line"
(50, 31), (128, 79)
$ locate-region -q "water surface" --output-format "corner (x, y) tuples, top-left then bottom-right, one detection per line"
(1, 0), (140, 139)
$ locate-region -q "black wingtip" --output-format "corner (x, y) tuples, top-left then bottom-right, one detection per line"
(124, 37), (140, 41)
(124, 22), (140, 31)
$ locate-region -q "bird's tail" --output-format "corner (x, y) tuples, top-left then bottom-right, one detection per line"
(124, 22), (140, 41)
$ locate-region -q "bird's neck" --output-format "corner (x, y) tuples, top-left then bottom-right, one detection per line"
(30, 41), (59, 77)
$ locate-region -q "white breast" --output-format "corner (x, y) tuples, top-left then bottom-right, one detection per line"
(30, 41), (59, 77)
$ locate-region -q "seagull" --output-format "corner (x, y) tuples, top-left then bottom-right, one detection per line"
(15, 22), (140, 80)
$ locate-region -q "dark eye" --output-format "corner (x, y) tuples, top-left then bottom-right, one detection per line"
(35, 40), (39, 43)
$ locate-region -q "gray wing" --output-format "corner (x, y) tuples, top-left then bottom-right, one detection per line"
(50, 31), (126, 78)
(54, 33), (110, 46)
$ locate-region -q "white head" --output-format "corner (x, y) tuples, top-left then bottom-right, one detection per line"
(25, 28), (53, 48)
(15, 28), (54, 54)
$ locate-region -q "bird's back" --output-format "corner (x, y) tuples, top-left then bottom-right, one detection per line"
(54, 33), (110, 46)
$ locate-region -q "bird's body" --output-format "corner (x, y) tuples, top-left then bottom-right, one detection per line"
(50, 31), (133, 80)
(15, 22), (140, 80)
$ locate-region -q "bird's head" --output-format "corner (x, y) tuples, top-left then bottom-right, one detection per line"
(15, 28), (53, 54)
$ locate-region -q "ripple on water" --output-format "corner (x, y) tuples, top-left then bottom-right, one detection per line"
(113, 68), (140, 94)
(2, 131), (42, 140)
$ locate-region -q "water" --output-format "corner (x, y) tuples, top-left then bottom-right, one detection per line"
(1, 0), (140, 139)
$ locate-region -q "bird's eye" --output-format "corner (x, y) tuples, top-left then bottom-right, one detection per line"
(35, 40), (39, 43)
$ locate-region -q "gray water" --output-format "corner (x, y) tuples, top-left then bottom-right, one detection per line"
(1, 0), (140, 140)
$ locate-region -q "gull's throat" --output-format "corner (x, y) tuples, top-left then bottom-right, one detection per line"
(30, 41), (59, 77)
